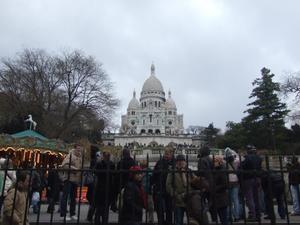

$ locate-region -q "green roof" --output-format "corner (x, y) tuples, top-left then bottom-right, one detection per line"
(11, 130), (48, 141)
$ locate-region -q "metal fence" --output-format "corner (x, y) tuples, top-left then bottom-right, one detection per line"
(0, 153), (299, 225)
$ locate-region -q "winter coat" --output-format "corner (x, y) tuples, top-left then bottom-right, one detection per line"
(116, 157), (136, 189)
(95, 159), (115, 207)
(152, 158), (174, 195)
(47, 169), (61, 200)
(120, 180), (145, 224)
(142, 168), (152, 195)
(197, 155), (213, 184)
(287, 162), (300, 185)
(212, 165), (229, 209)
(187, 176), (210, 225)
(2, 187), (29, 225)
(166, 168), (192, 207)
(31, 170), (44, 192)
(227, 161), (239, 187)
(2, 171), (16, 197)
(240, 154), (262, 180)
(61, 150), (82, 184)
(261, 170), (285, 195)
(186, 190), (209, 225)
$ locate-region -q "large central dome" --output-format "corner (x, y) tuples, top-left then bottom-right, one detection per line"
(141, 64), (164, 93)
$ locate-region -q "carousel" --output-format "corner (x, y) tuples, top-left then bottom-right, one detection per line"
(0, 115), (69, 168)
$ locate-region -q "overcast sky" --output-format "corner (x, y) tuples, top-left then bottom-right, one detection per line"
(1, 0), (300, 131)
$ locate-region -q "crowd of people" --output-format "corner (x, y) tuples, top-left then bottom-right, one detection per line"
(0, 144), (300, 225)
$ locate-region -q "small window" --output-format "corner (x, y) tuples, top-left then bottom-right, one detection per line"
(143, 120), (145, 125)
(131, 121), (135, 125)
(150, 114), (152, 123)
(158, 102), (161, 107)
(168, 111), (172, 115)
(132, 111), (135, 115)
(155, 101), (157, 107)
(169, 121), (172, 125)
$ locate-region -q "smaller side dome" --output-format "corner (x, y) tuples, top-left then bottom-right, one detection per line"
(165, 90), (176, 109)
(128, 90), (140, 109)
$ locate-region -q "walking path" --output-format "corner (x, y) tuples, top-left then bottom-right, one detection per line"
(27, 204), (300, 224)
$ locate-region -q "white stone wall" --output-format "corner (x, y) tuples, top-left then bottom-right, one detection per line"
(114, 135), (193, 146)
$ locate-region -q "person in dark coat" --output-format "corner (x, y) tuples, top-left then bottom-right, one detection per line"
(287, 156), (300, 215)
(197, 146), (216, 221)
(186, 176), (210, 225)
(120, 165), (146, 225)
(261, 170), (286, 220)
(47, 163), (61, 213)
(86, 150), (101, 222)
(94, 152), (115, 225)
(212, 156), (229, 225)
(117, 148), (136, 188)
(30, 168), (45, 214)
(115, 148), (136, 210)
(151, 147), (174, 225)
(240, 145), (263, 221)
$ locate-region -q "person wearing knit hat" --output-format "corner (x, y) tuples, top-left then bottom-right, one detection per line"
(120, 165), (145, 225)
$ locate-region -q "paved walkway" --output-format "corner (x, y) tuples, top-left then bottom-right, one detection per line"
(26, 204), (300, 224)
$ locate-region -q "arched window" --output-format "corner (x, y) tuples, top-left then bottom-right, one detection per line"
(158, 101), (161, 107)
(149, 114), (152, 123)
(155, 101), (157, 107)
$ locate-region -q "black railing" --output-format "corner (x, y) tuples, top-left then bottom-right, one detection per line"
(0, 154), (299, 225)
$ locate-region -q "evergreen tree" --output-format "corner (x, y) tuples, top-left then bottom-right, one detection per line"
(218, 121), (247, 149)
(242, 67), (289, 150)
(202, 122), (220, 147)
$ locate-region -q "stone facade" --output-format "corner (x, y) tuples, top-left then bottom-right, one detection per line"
(114, 134), (193, 147)
(103, 63), (203, 147)
(121, 64), (184, 136)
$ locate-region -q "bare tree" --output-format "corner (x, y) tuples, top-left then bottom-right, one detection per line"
(0, 48), (119, 141)
(282, 72), (300, 121)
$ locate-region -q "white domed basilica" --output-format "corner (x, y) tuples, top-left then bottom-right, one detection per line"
(121, 64), (184, 136)
(112, 64), (195, 147)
